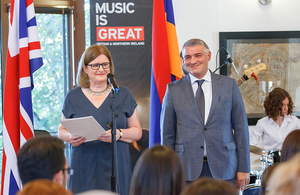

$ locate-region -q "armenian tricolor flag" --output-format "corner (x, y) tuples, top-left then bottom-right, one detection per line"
(149, 0), (181, 147)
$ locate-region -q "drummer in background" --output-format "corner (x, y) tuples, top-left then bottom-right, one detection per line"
(250, 87), (300, 152)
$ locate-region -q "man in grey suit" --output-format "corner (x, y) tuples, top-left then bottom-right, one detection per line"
(160, 38), (250, 191)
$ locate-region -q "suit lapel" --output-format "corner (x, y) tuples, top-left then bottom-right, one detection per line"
(206, 72), (222, 124)
(181, 74), (203, 123)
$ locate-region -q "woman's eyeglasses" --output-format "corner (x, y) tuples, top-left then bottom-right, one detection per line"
(87, 62), (110, 70)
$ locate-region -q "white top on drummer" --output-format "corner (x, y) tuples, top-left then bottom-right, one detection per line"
(250, 115), (300, 151)
(250, 87), (300, 152)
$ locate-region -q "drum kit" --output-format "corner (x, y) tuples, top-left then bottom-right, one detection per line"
(246, 146), (281, 190)
(250, 145), (281, 171)
(259, 148), (281, 170)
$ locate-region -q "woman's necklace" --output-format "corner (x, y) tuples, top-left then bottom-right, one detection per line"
(86, 86), (111, 96)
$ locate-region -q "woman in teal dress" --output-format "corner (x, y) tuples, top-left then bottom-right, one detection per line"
(58, 44), (142, 195)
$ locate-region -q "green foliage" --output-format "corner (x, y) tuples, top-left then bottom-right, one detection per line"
(32, 14), (66, 131)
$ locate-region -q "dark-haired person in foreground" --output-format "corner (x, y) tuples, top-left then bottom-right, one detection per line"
(17, 136), (69, 186)
(129, 145), (185, 195)
(250, 87), (300, 152)
(280, 129), (300, 162)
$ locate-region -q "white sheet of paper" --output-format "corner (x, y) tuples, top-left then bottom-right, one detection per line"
(59, 116), (107, 142)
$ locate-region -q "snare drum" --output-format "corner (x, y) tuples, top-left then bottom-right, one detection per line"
(260, 148), (281, 170)
(268, 148), (281, 164)
(260, 153), (273, 171)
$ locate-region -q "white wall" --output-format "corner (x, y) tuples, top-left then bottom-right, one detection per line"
(173, 0), (300, 70)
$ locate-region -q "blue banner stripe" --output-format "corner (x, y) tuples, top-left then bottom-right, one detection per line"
(149, 70), (162, 147)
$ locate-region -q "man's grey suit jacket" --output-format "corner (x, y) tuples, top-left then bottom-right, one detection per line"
(160, 72), (250, 181)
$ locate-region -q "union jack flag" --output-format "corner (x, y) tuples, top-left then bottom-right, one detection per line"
(1, 0), (43, 194)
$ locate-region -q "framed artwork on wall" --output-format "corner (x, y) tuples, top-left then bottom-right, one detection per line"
(219, 31), (300, 125)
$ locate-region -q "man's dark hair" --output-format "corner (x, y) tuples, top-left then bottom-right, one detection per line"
(17, 136), (65, 185)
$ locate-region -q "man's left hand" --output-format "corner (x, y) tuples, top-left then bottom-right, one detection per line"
(236, 172), (250, 191)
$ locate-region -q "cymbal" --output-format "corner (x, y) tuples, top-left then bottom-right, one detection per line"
(250, 145), (264, 155)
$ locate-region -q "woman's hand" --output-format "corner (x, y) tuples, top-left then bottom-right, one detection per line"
(69, 134), (86, 147)
(97, 129), (120, 143)
(97, 108), (142, 143)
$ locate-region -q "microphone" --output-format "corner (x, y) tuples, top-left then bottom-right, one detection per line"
(223, 48), (239, 75)
(107, 73), (119, 93)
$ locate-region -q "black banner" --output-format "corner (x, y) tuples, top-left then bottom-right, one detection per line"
(90, 1), (153, 127)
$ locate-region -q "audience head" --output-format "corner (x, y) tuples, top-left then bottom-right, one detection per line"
(268, 153), (300, 195)
(16, 179), (73, 195)
(264, 87), (294, 120)
(260, 164), (279, 195)
(281, 129), (300, 162)
(17, 136), (67, 185)
(77, 44), (115, 87)
(180, 177), (237, 195)
(129, 145), (185, 195)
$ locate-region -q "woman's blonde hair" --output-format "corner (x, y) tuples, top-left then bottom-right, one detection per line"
(268, 153), (300, 195)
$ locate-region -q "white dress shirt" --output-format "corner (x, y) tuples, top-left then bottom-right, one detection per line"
(250, 115), (300, 151)
(189, 71), (212, 156)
